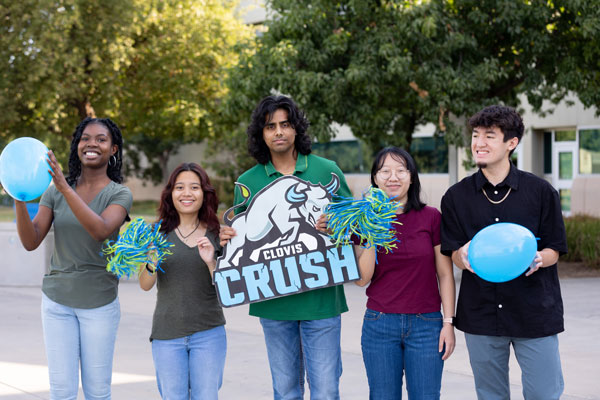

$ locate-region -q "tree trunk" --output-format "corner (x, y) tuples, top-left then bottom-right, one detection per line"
(75, 99), (96, 120)
(159, 151), (171, 184)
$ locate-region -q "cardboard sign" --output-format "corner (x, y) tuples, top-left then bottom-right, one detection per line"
(215, 174), (360, 307)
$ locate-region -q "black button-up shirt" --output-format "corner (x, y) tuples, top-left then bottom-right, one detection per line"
(441, 164), (567, 338)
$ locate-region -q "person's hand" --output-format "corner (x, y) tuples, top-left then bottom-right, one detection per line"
(146, 248), (159, 274)
(197, 236), (216, 270)
(457, 241), (474, 273)
(197, 236), (216, 263)
(525, 251), (543, 276)
(316, 214), (330, 234)
(439, 324), (456, 360)
(219, 226), (236, 247)
(46, 150), (70, 193)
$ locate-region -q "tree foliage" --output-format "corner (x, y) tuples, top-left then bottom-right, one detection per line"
(223, 0), (600, 155)
(0, 0), (253, 182)
(119, 0), (254, 183)
(1, 0), (135, 157)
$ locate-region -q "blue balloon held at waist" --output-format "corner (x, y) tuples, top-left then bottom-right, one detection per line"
(468, 222), (538, 283)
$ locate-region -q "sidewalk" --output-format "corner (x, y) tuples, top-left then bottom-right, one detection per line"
(1, 277), (599, 399)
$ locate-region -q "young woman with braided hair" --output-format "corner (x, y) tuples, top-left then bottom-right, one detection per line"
(15, 117), (132, 400)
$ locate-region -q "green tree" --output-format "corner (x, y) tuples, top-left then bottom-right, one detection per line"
(118, 0), (253, 183)
(1, 0), (253, 182)
(0, 0), (136, 159)
(223, 0), (600, 156)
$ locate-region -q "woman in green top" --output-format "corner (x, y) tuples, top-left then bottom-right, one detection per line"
(139, 162), (226, 400)
(14, 117), (132, 400)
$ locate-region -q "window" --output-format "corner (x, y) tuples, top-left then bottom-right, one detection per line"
(555, 130), (576, 142)
(312, 136), (448, 174)
(312, 140), (371, 173)
(559, 189), (571, 212)
(559, 152), (573, 179)
(579, 129), (600, 174)
(543, 131), (552, 174)
(410, 136), (448, 173)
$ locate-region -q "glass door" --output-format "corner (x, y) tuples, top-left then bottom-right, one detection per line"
(552, 130), (577, 214)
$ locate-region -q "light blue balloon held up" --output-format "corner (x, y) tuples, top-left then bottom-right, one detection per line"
(0, 137), (52, 201)
(468, 223), (537, 283)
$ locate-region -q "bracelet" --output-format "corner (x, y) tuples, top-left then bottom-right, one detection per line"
(146, 264), (156, 275)
(443, 317), (454, 325)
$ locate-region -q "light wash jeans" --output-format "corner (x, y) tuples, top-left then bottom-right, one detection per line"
(361, 310), (444, 400)
(259, 316), (342, 400)
(151, 325), (227, 400)
(465, 333), (564, 400)
(41, 293), (120, 400)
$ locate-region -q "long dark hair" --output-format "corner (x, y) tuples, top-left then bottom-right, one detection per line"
(66, 117), (124, 185)
(247, 95), (312, 164)
(157, 163), (220, 236)
(370, 146), (425, 213)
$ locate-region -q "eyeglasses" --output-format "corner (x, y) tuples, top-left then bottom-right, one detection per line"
(376, 168), (409, 180)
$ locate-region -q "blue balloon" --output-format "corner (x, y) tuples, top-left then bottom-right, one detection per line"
(0, 137), (52, 201)
(468, 223), (537, 283)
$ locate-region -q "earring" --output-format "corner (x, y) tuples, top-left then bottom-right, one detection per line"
(109, 155), (117, 167)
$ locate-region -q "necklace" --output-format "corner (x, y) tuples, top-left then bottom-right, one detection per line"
(176, 220), (200, 242)
(482, 187), (512, 205)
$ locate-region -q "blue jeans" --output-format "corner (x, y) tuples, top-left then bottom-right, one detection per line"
(41, 293), (120, 400)
(259, 316), (342, 400)
(465, 333), (564, 400)
(361, 309), (444, 400)
(152, 325), (227, 400)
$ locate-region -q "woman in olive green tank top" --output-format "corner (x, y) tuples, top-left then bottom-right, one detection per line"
(139, 162), (226, 400)
(15, 117), (132, 400)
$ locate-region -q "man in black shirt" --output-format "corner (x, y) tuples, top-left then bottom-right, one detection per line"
(441, 105), (567, 400)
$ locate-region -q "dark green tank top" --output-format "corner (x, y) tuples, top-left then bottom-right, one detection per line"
(150, 230), (225, 340)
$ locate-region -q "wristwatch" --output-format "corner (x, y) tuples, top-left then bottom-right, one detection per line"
(443, 317), (455, 325)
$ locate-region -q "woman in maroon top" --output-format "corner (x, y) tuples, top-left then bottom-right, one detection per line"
(356, 146), (455, 399)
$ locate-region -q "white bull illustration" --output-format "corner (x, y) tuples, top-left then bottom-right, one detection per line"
(218, 174), (340, 268)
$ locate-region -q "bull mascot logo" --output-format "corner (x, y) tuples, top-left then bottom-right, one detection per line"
(218, 173), (340, 269)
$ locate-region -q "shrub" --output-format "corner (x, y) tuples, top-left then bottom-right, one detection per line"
(561, 215), (600, 269)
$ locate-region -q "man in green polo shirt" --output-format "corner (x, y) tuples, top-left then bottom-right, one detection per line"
(220, 95), (352, 399)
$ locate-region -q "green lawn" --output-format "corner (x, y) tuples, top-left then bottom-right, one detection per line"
(0, 206), (14, 222)
(0, 200), (160, 223)
(0, 200), (227, 225)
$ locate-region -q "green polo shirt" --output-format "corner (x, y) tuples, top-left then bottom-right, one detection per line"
(233, 153), (352, 320)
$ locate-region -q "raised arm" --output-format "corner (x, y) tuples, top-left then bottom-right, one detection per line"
(47, 150), (128, 241)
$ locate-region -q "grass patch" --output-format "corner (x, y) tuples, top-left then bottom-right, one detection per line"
(0, 200), (161, 223)
(130, 200), (159, 220)
(0, 206), (15, 222)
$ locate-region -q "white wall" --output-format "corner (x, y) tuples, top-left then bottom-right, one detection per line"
(0, 223), (53, 286)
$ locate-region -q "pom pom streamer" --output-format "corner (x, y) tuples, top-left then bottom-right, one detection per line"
(326, 187), (401, 253)
(102, 217), (174, 279)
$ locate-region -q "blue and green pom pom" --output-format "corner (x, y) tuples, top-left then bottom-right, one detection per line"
(102, 217), (174, 279)
(326, 187), (401, 252)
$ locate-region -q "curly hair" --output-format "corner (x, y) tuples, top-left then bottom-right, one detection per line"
(66, 117), (124, 185)
(468, 105), (524, 157)
(157, 163), (220, 236)
(246, 95), (312, 164)
(370, 146), (425, 214)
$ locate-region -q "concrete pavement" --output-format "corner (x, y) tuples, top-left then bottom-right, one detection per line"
(1, 277), (599, 399)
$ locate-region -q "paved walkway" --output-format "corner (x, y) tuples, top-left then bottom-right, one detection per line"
(1, 277), (599, 399)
